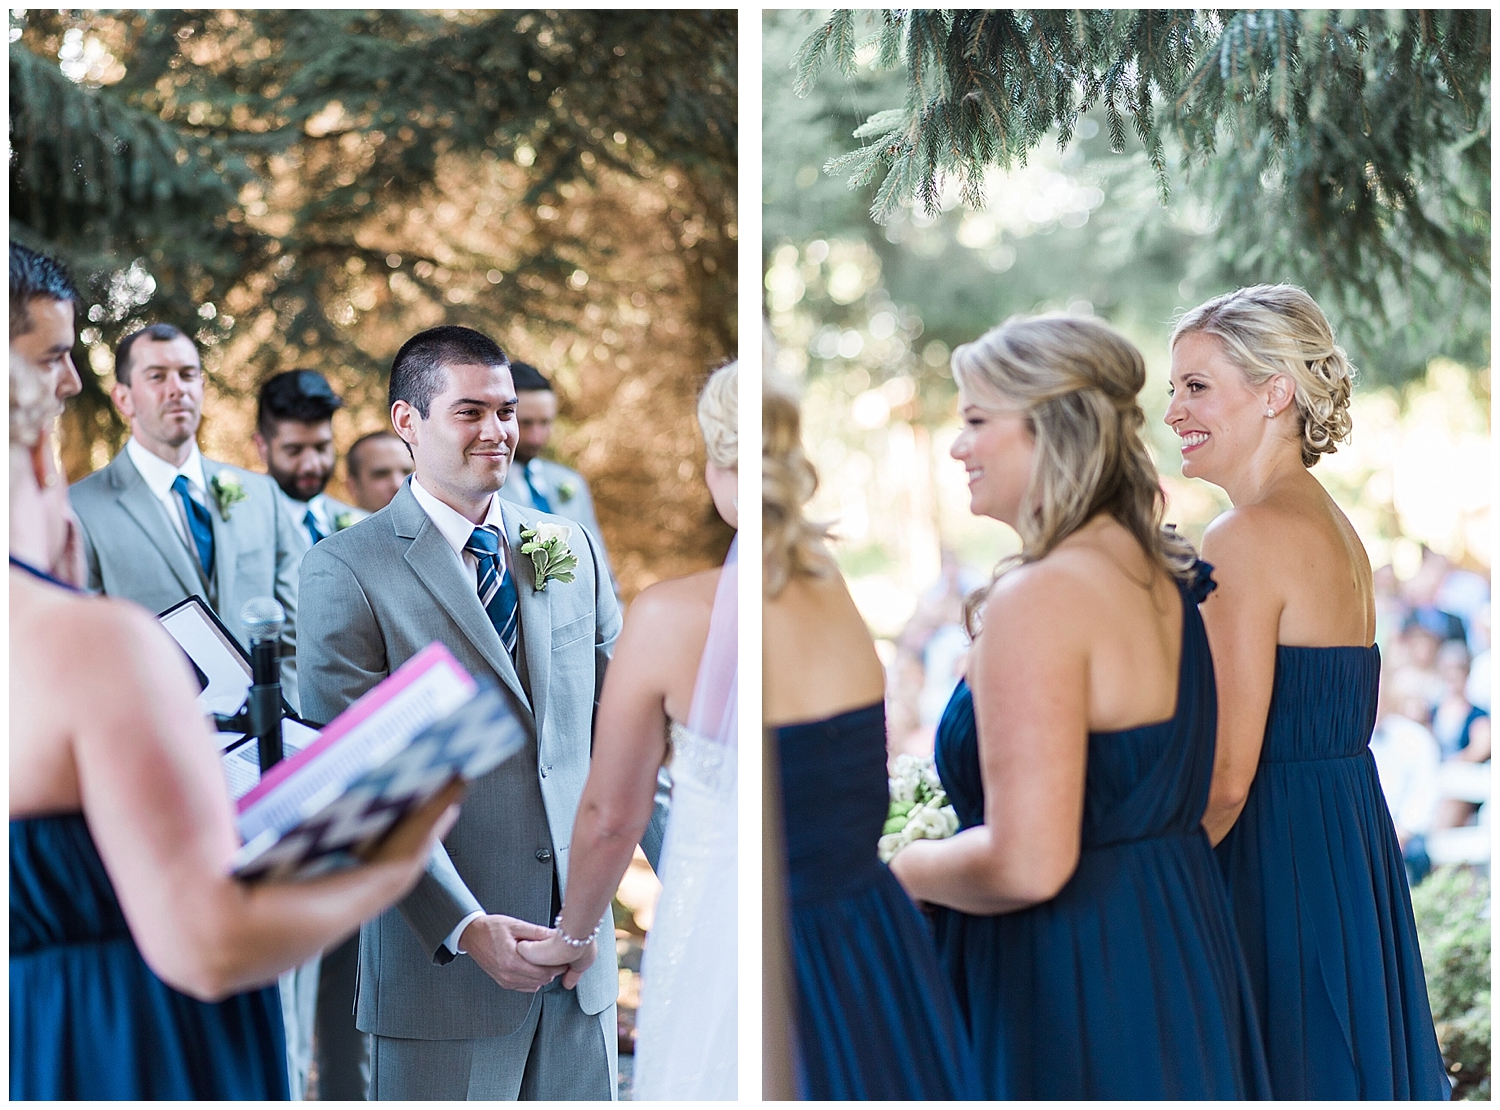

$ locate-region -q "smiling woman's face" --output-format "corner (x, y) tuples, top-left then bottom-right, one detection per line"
(949, 391), (1036, 526)
(1164, 330), (1268, 485)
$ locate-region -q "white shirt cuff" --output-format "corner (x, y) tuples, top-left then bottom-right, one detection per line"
(444, 910), (486, 956)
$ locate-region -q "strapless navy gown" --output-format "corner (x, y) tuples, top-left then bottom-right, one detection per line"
(777, 702), (980, 1099)
(933, 568), (1272, 1099)
(11, 813), (290, 1100)
(1216, 645), (1449, 1099)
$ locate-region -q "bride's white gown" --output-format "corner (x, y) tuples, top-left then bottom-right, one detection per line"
(632, 539), (737, 1100)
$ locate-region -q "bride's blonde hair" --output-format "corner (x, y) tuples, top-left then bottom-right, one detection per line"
(763, 375), (833, 599)
(952, 315), (1196, 632)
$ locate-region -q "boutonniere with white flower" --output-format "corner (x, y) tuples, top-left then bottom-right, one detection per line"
(209, 472), (248, 521)
(519, 522), (578, 591)
(333, 511), (358, 532)
(556, 479), (577, 504)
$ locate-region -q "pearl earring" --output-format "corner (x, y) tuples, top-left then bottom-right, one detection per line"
(1265, 407), (1275, 418)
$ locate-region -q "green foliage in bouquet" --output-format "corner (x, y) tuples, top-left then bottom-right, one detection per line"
(1412, 865), (1490, 1100)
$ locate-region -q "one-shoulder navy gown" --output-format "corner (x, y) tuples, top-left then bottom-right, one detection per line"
(776, 702), (980, 1099)
(1216, 645), (1450, 1099)
(11, 813), (290, 1100)
(933, 567), (1271, 1099)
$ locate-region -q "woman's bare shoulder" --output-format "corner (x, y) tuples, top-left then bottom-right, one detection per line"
(625, 566), (719, 626)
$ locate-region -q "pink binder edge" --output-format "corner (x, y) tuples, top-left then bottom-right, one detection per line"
(236, 641), (471, 813)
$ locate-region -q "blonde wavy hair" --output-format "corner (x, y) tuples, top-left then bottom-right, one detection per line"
(763, 375), (834, 598)
(953, 315), (1196, 632)
(697, 360), (738, 470)
(1171, 284), (1355, 468)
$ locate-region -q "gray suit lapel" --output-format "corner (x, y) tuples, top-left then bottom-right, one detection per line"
(111, 452), (206, 598)
(392, 489), (533, 714)
(504, 505), (552, 733)
(202, 459), (238, 608)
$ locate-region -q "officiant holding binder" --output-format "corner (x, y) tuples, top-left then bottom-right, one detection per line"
(11, 253), (464, 1102)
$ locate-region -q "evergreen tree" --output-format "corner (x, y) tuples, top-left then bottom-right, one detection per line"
(793, 9), (1489, 371)
(11, 9), (736, 588)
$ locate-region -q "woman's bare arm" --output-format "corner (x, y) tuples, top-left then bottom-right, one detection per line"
(65, 601), (459, 1001)
(888, 565), (1089, 914)
(519, 575), (709, 976)
(1197, 511), (1282, 845)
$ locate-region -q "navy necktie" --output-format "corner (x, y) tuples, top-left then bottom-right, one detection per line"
(171, 474), (215, 579)
(464, 525), (519, 656)
(523, 463), (553, 513)
(303, 507), (326, 545)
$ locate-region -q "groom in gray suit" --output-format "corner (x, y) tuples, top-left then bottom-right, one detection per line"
(298, 326), (621, 1100)
(68, 322), (303, 707)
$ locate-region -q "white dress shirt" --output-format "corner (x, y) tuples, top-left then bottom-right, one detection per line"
(125, 437), (210, 553)
(277, 487), (334, 541)
(409, 476), (513, 955)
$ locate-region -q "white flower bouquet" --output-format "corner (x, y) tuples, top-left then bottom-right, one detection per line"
(878, 752), (959, 863)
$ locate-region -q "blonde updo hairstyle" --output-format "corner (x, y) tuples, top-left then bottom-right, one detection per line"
(1171, 283), (1355, 467)
(763, 375), (834, 599)
(697, 360), (738, 470)
(953, 316), (1196, 631)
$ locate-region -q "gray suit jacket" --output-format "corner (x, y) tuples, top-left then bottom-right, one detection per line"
(298, 482), (622, 1040)
(500, 458), (614, 581)
(70, 449), (303, 708)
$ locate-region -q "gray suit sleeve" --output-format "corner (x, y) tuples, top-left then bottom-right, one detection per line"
(298, 543), (485, 963)
(70, 491), (104, 593)
(271, 489), (303, 711)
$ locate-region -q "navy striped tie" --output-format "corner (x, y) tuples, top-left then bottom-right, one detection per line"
(465, 525), (519, 655)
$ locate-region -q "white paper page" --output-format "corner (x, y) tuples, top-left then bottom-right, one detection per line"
(160, 603), (253, 718)
(221, 719), (319, 802)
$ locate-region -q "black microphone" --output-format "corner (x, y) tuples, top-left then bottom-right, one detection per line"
(241, 598), (286, 772)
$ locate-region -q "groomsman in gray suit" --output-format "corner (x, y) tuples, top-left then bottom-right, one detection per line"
(68, 323), (303, 707)
(298, 326), (621, 1100)
(254, 369), (363, 551)
(499, 361), (614, 582)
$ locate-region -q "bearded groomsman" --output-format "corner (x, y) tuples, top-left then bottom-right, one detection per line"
(68, 323), (303, 706)
(254, 369), (363, 548)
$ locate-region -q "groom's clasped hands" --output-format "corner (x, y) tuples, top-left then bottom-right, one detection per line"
(459, 915), (597, 993)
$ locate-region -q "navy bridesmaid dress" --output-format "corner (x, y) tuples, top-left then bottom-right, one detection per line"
(1216, 645), (1450, 1099)
(11, 813), (290, 1100)
(932, 566), (1271, 1099)
(776, 702), (980, 1099)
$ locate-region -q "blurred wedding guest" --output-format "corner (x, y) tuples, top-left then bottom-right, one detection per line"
(344, 431), (413, 514)
(10, 243), (83, 403)
(499, 360), (614, 578)
(10, 347), (464, 1101)
(893, 317), (1267, 1100)
(1431, 639), (1490, 832)
(255, 370), (363, 548)
(762, 376), (978, 1100)
(1167, 284), (1447, 1098)
(1370, 670), (1444, 886)
(519, 362), (740, 1099)
(1466, 604), (1490, 713)
(68, 323), (305, 707)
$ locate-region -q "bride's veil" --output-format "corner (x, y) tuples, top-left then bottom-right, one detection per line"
(686, 534), (738, 749)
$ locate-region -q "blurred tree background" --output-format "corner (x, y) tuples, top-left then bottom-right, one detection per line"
(12, 8), (737, 597)
(765, 8), (1489, 633)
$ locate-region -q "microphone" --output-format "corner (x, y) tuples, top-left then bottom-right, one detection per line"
(241, 597), (286, 772)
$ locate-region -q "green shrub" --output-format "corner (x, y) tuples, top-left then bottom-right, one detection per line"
(1412, 865), (1491, 1100)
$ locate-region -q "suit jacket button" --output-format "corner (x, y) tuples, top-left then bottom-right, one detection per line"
(539, 764), (549, 778)
(535, 848), (553, 863)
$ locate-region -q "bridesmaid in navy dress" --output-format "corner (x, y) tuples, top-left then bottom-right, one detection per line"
(763, 380), (979, 1100)
(8, 340), (459, 1099)
(1166, 285), (1448, 1099)
(890, 316), (1270, 1099)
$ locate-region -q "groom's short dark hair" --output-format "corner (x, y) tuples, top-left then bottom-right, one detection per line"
(389, 325), (509, 418)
